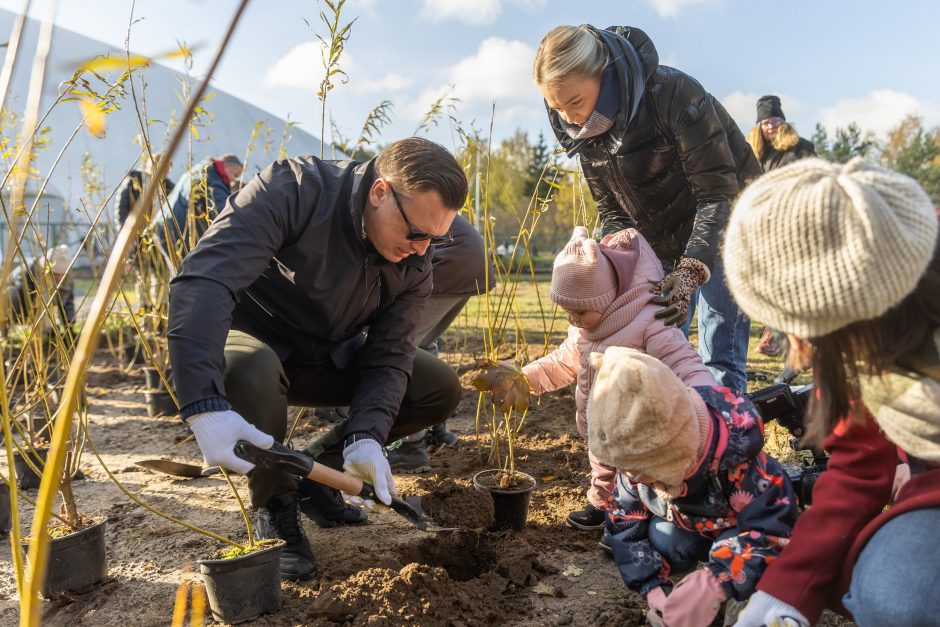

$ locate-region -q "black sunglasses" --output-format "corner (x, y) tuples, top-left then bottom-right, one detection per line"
(387, 183), (453, 245)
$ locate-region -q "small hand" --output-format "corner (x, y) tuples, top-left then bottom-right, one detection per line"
(471, 360), (531, 413)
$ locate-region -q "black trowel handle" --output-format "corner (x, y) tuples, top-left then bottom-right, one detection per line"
(233, 440), (377, 500)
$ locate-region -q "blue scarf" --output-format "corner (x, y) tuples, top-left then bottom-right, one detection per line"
(564, 65), (619, 141)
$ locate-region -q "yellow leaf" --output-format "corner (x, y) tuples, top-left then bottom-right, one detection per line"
(77, 52), (150, 75)
(77, 97), (107, 138)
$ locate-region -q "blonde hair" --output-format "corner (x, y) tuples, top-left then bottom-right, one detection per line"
(533, 25), (607, 87)
(746, 122), (800, 161)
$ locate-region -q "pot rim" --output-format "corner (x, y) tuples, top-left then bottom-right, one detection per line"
(197, 539), (285, 567)
(472, 468), (536, 495)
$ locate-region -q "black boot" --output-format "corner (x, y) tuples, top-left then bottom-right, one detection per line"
(426, 422), (459, 447)
(566, 502), (607, 530)
(297, 478), (368, 528)
(386, 438), (431, 474)
(254, 492), (317, 581)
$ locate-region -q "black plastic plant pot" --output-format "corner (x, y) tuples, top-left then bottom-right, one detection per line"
(472, 469), (537, 531)
(142, 367), (177, 417)
(198, 542), (284, 624)
(13, 447), (47, 491)
(0, 482), (11, 535)
(123, 341), (146, 366)
(25, 517), (108, 598)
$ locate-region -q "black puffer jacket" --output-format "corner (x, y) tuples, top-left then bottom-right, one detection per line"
(548, 26), (761, 269)
(760, 137), (816, 172)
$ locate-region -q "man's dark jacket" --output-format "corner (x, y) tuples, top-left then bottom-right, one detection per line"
(760, 137), (816, 172)
(168, 157), (432, 442)
(548, 26), (761, 269)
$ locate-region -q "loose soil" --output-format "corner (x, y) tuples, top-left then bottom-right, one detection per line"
(0, 350), (852, 626)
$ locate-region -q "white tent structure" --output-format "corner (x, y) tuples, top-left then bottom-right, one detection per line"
(0, 8), (333, 262)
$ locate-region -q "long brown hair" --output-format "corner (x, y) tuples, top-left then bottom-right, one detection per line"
(746, 122), (800, 161)
(805, 241), (940, 444)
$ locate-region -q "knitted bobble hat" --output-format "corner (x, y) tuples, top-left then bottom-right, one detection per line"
(586, 347), (708, 488)
(551, 228), (616, 312)
(723, 157), (938, 338)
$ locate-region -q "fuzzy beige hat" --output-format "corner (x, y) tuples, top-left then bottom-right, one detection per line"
(723, 157), (938, 338)
(45, 245), (71, 275)
(586, 347), (709, 487)
(551, 227), (616, 312)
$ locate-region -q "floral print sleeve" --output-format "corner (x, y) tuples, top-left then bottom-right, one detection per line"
(604, 475), (671, 597)
(706, 451), (799, 600)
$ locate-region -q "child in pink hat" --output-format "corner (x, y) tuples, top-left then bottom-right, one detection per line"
(522, 227), (716, 530)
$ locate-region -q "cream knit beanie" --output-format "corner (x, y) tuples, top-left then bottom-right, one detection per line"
(724, 158), (938, 338)
(551, 227), (617, 312)
(46, 245), (71, 275)
(586, 347), (707, 488)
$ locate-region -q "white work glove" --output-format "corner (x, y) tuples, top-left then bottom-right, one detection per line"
(343, 438), (397, 506)
(735, 591), (810, 627)
(188, 410), (274, 475)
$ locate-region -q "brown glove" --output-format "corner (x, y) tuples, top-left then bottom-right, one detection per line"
(650, 257), (710, 327)
(471, 360), (530, 413)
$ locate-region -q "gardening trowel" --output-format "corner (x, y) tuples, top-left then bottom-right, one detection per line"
(233, 440), (457, 532)
(135, 459), (221, 478)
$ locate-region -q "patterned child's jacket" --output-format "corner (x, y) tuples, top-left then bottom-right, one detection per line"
(603, 386), (800, 600)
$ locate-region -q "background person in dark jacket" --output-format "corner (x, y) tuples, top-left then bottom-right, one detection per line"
(746, 95), (816, 173)
(6, 244), (76, 338)
(747, 95), (816, 370)
(114, 150), (175, 230)
(532, 25), (760, 394)
(160, 153), (242, 254)
(167, 138), (467, 581)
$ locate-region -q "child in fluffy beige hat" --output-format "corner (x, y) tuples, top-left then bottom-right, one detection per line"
(520, 227), (716, 531)
(587, 346), (798, 627)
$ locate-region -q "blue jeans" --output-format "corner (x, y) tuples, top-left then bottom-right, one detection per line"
(842, 508), (940, 626)
(646, 517), (739, 575)
(681, 259), (750, 393)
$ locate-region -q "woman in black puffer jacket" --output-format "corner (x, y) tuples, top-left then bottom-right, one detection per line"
(532, 25), (759, 390)
(532, 24), (760, 533)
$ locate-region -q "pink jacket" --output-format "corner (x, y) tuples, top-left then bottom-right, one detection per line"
(523, 229), (716, 437)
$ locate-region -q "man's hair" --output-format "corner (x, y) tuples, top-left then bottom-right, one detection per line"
(375, 137), (468, 210)
(218, 153), (243, 167)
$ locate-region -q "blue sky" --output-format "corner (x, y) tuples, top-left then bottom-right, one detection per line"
(3, 0), (940, 151)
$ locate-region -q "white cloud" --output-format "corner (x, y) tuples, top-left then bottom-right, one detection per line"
(419, 0), (545, 24)
(818, 90), (940, 138)
(648, 0), (722, 18)
(347, 0), (378, 16)
(721, 91), (805, 132)
(352, 72), (413, 94)
(264, 42), (356, 92)
(407, 37), (539, 120)
(420, 0), (501, 24)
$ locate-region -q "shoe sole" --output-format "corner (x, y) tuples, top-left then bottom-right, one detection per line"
(597, 540), (613, 557)
(280, 569), (317, 582)
(392, 464), (431, 474)
(566, 517), (606, 531)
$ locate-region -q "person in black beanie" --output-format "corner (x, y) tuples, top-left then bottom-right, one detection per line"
(747, 95), (816, 172)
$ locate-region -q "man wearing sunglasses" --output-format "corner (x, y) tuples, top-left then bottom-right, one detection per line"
(167, 137), (468, 580)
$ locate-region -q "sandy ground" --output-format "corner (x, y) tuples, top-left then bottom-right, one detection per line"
(0, 353), (852, 626)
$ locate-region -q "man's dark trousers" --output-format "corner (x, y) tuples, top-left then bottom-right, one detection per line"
(222, 330), (462, 507)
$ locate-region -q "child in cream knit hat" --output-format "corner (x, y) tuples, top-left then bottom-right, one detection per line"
(521, 227), (716, 531)
(587, 347), (798, 627)
(723, 158), (940, 627)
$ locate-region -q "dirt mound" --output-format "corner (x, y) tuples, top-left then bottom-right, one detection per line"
(311, 563), (514, 626)
(402, 477), (495, 530)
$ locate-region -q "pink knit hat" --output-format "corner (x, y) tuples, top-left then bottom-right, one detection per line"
(551, 228), (617, 312)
